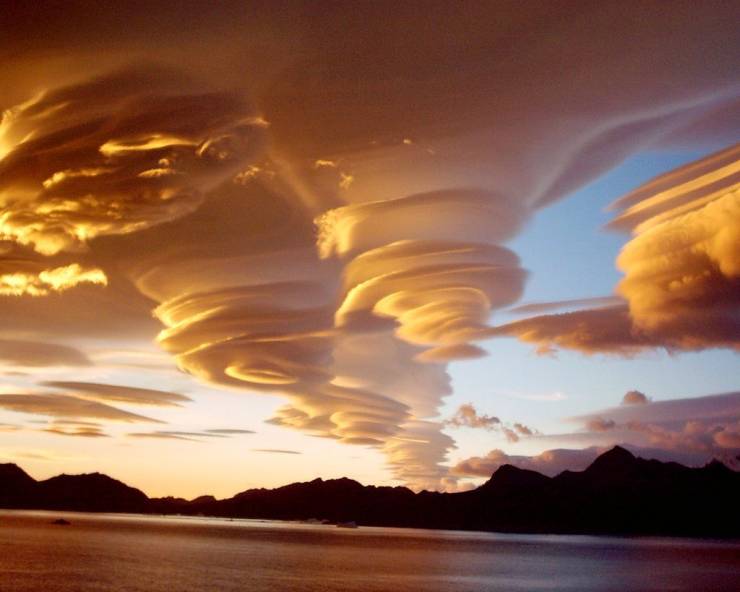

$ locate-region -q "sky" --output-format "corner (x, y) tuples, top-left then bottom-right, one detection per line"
(0, 2), (738, 498)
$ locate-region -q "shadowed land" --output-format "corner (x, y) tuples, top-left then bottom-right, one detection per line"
(1, 447), (738, 538)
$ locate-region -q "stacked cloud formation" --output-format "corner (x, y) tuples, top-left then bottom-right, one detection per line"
(120, 160), (532, 490)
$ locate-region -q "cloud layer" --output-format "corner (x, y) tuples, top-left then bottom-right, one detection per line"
(42, 381), (191, 407)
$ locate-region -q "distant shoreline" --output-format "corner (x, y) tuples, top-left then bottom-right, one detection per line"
(2, 447), (739, 538)
(4, 508), (740, 544)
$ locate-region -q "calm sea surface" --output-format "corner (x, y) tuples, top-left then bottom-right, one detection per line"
(1, 510), (738, 591)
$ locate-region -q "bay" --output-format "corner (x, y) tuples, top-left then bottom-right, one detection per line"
(1, 510), (738, 591)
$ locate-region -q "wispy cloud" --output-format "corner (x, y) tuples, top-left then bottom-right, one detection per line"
(0, 340), (92, 368)
(0, 394), (162, 423)
(43, 425), (109, 438)
(128, 432), (198, 442)
(42, 381), (191, 407)
(252, 449), (301, 455)
(127, 428), (256, 442)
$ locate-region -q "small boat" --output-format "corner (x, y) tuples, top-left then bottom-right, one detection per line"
(51, 518), (71, 526)
(336, 521), (358, 529)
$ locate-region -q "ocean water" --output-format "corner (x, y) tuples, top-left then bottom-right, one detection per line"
(1, 511), (738, 591)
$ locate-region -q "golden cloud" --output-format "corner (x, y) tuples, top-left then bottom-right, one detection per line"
(0, 66), (266, 255)
(0, 262), (106, 296)
(614, 150), (740, 350)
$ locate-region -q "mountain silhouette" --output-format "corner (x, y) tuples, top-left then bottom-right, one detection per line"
(0, 464), (36, 508)
(36, 473), (149, 513)
(1, 448), (738, 537)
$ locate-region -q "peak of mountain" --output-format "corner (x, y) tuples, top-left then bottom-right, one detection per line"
(1, 448), (738, 537)
(301, 476), (363, 488)
(0, 463), (35, 485)
(191, 494), (217, 504)
(584, 445), (636, 473)
(481, 464), (551, 491)
(0, 463), (37, 508)
(704, 459), (733, 474)
(36, 472), (148, 512)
